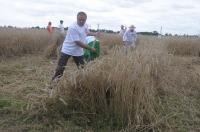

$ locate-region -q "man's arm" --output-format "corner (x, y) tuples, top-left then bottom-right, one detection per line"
(75, 41), (96, 53)
(123, 31), (127, 42)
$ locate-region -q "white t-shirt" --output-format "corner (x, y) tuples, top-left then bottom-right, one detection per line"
(61, 22), (90, 56)
(59, 24), (64, 33)
(86, 36), (99, 44)
(123, 29), (137, 42)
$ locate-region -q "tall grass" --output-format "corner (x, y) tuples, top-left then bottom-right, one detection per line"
(164, 36), (200, 56)
(44, 34), (65, 59)
(0, 27), (59, 57)
(99, 33), (124, 47)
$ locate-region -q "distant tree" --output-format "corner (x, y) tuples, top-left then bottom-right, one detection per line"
(89, 29), (96, 32)
(106, 30), (114, 33)
(138, 31), (159, 36)
(153, 31), (159, 36)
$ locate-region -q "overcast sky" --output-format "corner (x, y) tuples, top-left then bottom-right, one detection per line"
(0, 0), (200, 35)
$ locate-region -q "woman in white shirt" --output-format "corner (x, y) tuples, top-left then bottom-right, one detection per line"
(119, 25), (126, 37)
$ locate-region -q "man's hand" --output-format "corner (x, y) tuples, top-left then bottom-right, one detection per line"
(89, 47), (96, 53)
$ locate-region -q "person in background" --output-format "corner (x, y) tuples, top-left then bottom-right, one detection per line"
(47, 21), (53, 33)
(123, 25), (137, 54)
(119, 25), (126, 37)
(51, 11), (100, 82)
(59, 20), (65, 34)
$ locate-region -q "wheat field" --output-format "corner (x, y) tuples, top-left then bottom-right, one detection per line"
(0, 27), (200, 131)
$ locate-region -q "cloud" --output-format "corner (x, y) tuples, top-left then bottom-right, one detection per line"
(170, 3), (195, 10)
(0, 0), (200, 35)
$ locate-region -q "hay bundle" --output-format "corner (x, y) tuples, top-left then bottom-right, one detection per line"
(44, 34), (65, 58)
(43, 42), (170, 128)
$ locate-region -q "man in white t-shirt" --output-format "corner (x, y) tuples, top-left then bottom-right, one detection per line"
(59, 20), (65, 34)
(52, 11), (100, 81)
(123, 25), (137, 54)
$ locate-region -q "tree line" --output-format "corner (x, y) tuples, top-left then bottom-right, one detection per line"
(1, 25), (199, 37)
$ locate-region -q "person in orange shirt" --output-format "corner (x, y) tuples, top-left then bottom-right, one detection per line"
(47, 21), (53, 33)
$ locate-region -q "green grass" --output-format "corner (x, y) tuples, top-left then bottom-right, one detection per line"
(0, 98), (26, 115)
(0, 54), (92, 131)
